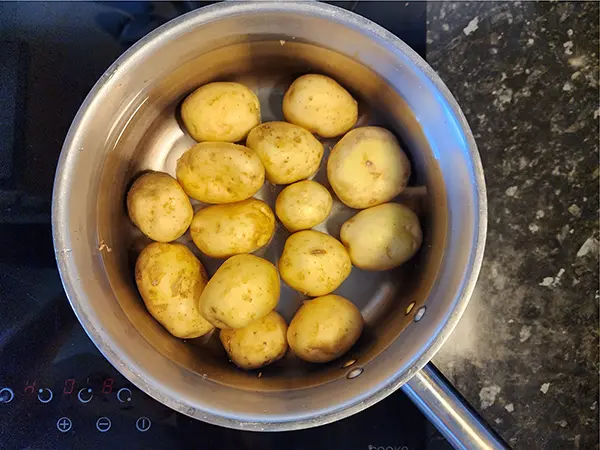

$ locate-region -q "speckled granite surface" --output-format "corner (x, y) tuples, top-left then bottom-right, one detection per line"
(427, 2), (599, 449)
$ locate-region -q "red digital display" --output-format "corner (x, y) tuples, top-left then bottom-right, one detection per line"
(63, 379), (75, 395)
(21, 377), (119, 397)
(102, 378), (114, 394)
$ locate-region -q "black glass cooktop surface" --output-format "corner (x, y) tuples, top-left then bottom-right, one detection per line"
(0, 2), (450, 449)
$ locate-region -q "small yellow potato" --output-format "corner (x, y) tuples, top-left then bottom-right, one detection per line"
(327, 126), (411, 209)
(340, 203), (422, 271)
(246, 122), (324, 184)
(176, 142), (265, 204)
(190, 199), (275, 258)
(181, 82), (261, 142)
(126, 172), (193, 242)
(200, 254), (280, 329)
(275, 180), (332, 232)
(283, 74), (358, 138)
(135, 242), (214, 339)
(287, 295), (363, 363)
(219, 311), (288, 370)
(279, 230), (351, 297)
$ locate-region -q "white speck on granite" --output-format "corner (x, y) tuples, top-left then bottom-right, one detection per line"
(505, 186), (518, 196)
(519, 325), (532, 342)
(479, 385), (501, 409)
(557, 224), (570, 243)
(505, 403), (515, 413)
(540, 269), (565, 288)
(563, 41), (574, 55)
(540, 383), (550, 394)
(553, 269), (565, 287)
(577, 238), (599, 257)
(568, 55), (586, 68)
(568, 204), (582, 217)
(463, 16), (479, 35)
(519, 156), (528, 169)
(494, 87), (513, 108)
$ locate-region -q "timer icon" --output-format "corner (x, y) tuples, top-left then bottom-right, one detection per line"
(0, 388), (14, 404)
(78, 388), (93, 404)
(117, 388), (132, 403)
(37, 388), (53, 403)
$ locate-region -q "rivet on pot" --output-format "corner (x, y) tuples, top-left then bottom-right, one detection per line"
(342, 359), (357, 368)
(346, 367), (363, 379)
(405, 301), (416, 315)
(414, 306), (426, 322)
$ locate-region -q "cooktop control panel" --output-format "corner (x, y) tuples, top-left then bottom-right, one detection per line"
(0, 365), (442, 450)
(0, 369), (185, 449)
(2, 376), (151, 432)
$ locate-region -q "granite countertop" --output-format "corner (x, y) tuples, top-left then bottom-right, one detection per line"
(427, 2), (599, 449)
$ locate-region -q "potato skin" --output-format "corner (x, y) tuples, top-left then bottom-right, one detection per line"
(181, 82), (261, 142)
(341, 203), (422, 271)
(190, 199), (275, 258)
(283, 74), (358, 138)
(327, 126), (411, 209)
(220, 311), (288, 370)
(246, 122), (324, 184)
(276, 180), (332, 232)
(176, 142), (265, 204)
(287, 295), (363, 363)
(135, 242), (214, 339)
(200, 254), (280, 329)
(127, 172), (193, 242)
(279, 230), (351, 297)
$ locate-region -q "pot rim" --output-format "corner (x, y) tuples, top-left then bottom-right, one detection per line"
(52, 1), (487, 431)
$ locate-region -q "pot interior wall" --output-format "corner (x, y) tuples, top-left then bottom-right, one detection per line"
(96, 40), (447, 392)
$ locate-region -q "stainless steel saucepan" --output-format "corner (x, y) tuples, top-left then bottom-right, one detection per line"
(52, 3), (506, 449)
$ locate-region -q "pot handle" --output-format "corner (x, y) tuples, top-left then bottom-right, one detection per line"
(401, 363), (510, 450)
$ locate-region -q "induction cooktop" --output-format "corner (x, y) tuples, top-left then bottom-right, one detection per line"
(0, 2), (450, 449)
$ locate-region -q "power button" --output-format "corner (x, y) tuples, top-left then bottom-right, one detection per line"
(136, 416), (151, 432)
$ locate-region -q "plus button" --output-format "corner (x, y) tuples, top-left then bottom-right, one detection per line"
(57, 417), (72, 433)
